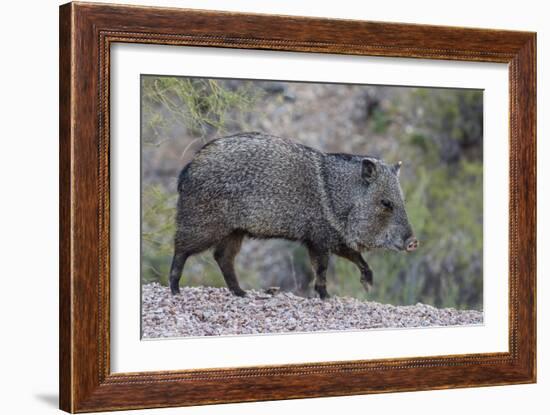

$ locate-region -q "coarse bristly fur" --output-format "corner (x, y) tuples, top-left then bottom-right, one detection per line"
(169, 132), (418, 299)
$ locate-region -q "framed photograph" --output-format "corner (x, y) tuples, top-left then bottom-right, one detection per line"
(59, 2), (536, 412)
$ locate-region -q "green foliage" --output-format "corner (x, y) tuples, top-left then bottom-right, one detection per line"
(370, 108), (391, 134)
(141, 76), (260, 145)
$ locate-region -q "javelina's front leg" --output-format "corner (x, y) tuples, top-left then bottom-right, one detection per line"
(335, 246), (373, 292)
(307, 246), (330, 299)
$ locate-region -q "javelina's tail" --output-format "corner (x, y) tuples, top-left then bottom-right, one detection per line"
(177, 163), (191, 193)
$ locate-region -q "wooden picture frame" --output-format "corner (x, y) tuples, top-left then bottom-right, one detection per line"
(59, 2), (536, 412)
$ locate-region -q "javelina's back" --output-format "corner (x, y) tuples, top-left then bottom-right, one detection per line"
(176, 132), (327, 241)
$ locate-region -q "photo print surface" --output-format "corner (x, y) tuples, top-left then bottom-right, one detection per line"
(140, 75), (484, 339)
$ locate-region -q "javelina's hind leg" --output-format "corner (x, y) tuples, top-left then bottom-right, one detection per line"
(214, 232), (246, 297)
(307, 246), (330, 300)
(170, 225), (228, 295)
(169, 251), (188, 295)
(335, 246), (373, 292)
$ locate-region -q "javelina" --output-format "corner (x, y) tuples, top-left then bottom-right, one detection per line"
(169, 132), (418, 299)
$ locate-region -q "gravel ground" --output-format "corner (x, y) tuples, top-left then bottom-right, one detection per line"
(142, 283), (483, 338)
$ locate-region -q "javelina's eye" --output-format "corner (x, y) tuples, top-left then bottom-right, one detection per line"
(381, 199), (393, 210)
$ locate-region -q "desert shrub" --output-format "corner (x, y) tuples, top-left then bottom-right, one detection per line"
(142, 76), (260, 144)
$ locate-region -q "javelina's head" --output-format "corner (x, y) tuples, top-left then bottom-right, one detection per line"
(348, 157), (418, 253)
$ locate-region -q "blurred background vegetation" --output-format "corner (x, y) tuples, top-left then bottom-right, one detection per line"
(141, 75), (483, 310)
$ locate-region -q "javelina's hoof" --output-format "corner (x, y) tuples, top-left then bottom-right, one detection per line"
(315, 284), (330, 300)
(360, 270), (374, 292)
(170, 284), (181, 295)
(230, 287), (247, 297)
(360, 279), (373, 293)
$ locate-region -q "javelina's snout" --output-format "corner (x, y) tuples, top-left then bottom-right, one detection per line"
(405, 236), (419, 252)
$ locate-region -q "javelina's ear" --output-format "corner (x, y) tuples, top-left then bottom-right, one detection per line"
(361, 158), (378, 182)
(392, 161), (402, 177)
